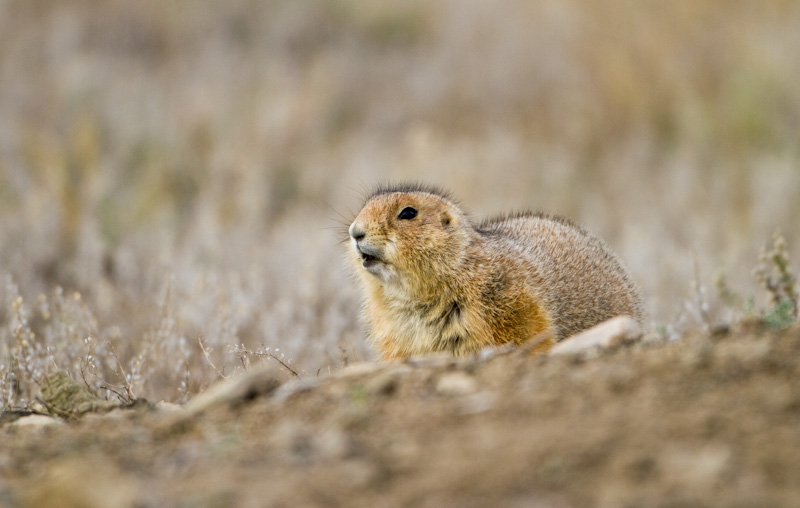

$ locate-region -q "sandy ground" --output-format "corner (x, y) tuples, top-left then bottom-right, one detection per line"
(2, 322), (800, 508)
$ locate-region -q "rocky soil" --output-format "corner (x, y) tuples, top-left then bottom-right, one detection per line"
(2, 322), (800, 508)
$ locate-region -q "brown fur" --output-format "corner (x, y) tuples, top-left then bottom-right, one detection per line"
(347, 184), (644, 360)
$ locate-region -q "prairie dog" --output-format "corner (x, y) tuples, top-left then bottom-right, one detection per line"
(348, 184), (644, 360)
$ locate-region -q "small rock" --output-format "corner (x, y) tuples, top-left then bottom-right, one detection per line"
(12, 414), (61, 428)
(476, 343), (516, 361)
(459, 391), (495, 415)
(436, 371), (478, 396)
(662, 445), (732, 486)
(549, 316), (642, 356)
(182, 365), (282, 417)
(155, 401), (182, 413)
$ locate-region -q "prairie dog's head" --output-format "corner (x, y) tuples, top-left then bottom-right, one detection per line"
(348, 186), (470, 285)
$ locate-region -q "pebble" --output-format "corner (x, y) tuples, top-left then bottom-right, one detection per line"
(436, 372), (478, 396)
(12, 414), (61, 428)
(549, 315), (642, 356)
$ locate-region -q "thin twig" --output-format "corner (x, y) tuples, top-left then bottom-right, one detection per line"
(234, 348), (299, 377)
(692, 252), (712, 331)
(35, 397), (74, 419)
(198, 335), (228, 379)
(268, 353), (299, 377)
(80, 360), (133, 404)
(79, 363), (94, 392)
(108, 341), (136, 401)
(98, 385), (130, 402)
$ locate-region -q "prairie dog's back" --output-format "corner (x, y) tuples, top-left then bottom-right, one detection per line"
(479, 212), (644, 339)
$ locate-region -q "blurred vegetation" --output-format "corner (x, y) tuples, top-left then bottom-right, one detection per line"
(1, 0), (799, 405)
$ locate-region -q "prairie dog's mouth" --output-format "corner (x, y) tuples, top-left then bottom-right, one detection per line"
(355, 244), (384, 269)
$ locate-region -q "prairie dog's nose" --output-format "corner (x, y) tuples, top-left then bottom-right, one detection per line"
(349, 222), (366, 241)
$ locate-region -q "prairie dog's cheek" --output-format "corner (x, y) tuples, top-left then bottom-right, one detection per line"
(391, 233), (421, 261)
(383, 243), (399, 264)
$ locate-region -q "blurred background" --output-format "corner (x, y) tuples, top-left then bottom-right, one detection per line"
(1, 0), (799, 402)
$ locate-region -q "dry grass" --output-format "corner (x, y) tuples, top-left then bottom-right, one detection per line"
(1, 0), (799, 406)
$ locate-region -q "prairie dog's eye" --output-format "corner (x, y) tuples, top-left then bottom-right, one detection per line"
(397, 206), (418, 220)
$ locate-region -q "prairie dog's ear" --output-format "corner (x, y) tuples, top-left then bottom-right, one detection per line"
(440, 211), (453, 227)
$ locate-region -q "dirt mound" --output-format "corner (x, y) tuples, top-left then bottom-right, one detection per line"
(3, 324), (800, 508)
